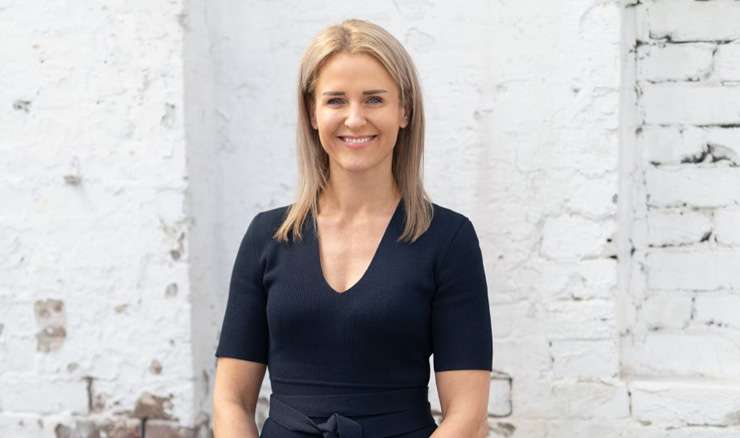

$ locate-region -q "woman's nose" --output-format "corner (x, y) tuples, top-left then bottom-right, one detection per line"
(344, 103), (367, 128)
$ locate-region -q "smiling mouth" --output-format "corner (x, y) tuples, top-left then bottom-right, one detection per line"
(337, 135), (378, 145)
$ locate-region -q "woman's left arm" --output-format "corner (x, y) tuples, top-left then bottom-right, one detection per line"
(431, 370), (490, 438)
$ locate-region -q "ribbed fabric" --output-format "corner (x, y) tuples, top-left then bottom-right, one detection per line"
(215, 199), (493, 437)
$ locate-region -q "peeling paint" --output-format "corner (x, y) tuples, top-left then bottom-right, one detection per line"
(133, 392), (175, 420)
(150, 359), (163, 375)
(53, 423), (73, 438)
(12, 99), (31, 112)
(161, 103), (176, 129)
(33, 299), (66, 352)
(170, 232), (186, 261)
(165, 283), (178, 297)
(63, 157), (83, 185)
(114, 303), (129, 313)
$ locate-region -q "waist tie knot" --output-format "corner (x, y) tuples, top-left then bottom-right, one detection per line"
(315, 412), (363, 438)
(266, 387), (436, 438)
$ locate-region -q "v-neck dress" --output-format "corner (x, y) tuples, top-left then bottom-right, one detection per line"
(215, 199), (493, 438)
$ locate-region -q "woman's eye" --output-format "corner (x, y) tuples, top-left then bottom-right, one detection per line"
(326, 96), (384, 105)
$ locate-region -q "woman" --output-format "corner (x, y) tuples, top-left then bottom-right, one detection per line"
(212, 18), (492, 438)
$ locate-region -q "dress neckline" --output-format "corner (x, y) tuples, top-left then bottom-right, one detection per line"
(311, 197), (403, 296)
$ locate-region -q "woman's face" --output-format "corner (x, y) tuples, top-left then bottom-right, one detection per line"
(310, 52), (407, 175)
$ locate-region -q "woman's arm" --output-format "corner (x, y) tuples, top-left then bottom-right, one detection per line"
(431, 370), (490, 438)
(212, 357), (267, 438)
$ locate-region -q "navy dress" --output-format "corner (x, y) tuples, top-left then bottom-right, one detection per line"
(215, 198), (493, 438)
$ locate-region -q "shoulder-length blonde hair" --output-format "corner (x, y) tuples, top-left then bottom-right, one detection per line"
(273, 18), (434, 244)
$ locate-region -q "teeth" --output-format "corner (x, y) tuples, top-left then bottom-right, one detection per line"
(342, 136), (374, 144)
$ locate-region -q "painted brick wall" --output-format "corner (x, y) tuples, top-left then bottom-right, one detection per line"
(3, 0), (739, 437)
(620, 0), (740, 436)
(0, 1), (208, 436)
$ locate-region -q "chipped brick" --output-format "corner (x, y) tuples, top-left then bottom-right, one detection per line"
(133, 392), (174, 420)
(34, 299), (66, 352)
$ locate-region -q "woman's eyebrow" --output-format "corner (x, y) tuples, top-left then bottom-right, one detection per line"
(322, 89), (388, 96)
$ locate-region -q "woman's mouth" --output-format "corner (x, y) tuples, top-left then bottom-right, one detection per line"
(338, 135), (378, 149)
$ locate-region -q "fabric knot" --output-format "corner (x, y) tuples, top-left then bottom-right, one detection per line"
(315, 412), (363, 438)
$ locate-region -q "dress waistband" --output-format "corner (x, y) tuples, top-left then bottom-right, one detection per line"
(267, 386), (436, 438)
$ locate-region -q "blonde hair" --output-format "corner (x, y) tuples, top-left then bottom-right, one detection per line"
(273, 18), (433, 243)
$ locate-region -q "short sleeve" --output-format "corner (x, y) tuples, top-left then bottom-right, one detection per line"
(214, 212), (269, 364)
(432, 216), (493, 372)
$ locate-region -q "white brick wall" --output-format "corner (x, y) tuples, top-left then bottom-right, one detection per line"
(631, 381), (740, 427)
(0, 0), (206, 436)
(624, 0), (740, 436)
(2, 0), (739, 436)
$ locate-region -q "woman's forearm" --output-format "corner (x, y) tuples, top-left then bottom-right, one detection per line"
(431, 415), (488, 438)
(213, 400), (259, 438)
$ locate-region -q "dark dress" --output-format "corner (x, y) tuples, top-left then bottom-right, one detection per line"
(215, 198), (493, 438)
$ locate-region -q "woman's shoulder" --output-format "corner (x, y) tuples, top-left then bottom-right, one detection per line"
(257, 203), (292, 224)
(238, 204), (292, 243)
(429, 201), (471, 235)
(247, 204), (293, 238)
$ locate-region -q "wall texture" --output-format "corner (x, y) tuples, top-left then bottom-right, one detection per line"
(2, 0), (740, 437)
(0, 1), (208, 436)
(621, 0), (740, 436)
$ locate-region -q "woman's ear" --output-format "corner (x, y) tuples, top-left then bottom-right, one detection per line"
(400, 106), (409, 129)
(307, 99), (318, 130)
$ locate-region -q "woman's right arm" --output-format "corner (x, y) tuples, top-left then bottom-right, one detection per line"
(212, 357), (267, 438)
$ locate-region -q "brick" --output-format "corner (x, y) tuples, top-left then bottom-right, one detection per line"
(541, 258), (617, 301)
(550, 339), (619, 379)
(547, 421), (740, 438)
(0, 377), (87, 414)
(637, 43), (714, 81)
(631, 380), (740, 426)
(33, 298), (66, 353)
(546, 420), (652, 438)
(661, 429), (740, 438)
(544, 301), (615, 340)
(694, 292), (740, 329)
(647, 0), (740, 42)
(646, 166), (740, 208)
(715, 206), (740, 245)
(145, 419), (202, 438)
(489, 371), (512, 417)
(703, 128), (740, 160)
(713, 41), (740, 81)
(492, 337), (552, 379)
(486, 419), (546, 438)
(565, 171), (618, 218)
(641, 83), (740, 125)
(646, 209), (711, 246)
(625, 332), (740, 379)
(491, 302), (542, 340)
(516, 379), (629, 419)
(649, 125), (740, 167)
(0, 413), (45, 438)
(640, 125), (706, 164)
(541, 215), (616, 261)
(646, 249), (740, 290)
(640, 291), (693, 330)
